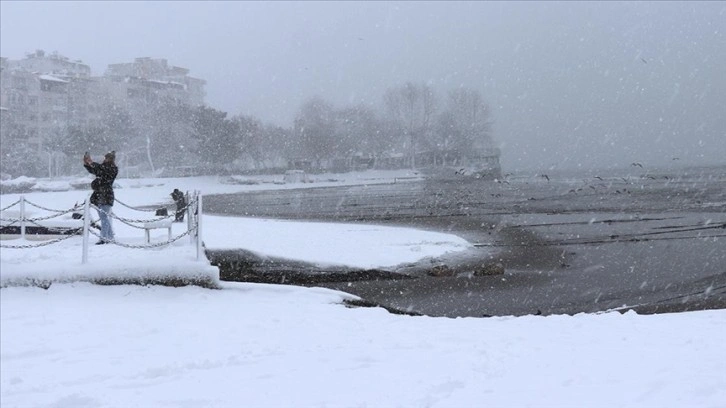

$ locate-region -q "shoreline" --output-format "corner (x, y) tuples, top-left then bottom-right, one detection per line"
(204, 168), (725, 317)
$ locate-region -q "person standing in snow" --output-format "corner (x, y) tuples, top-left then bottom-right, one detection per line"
(170, 188), (186, 222)
(83, 151), (118, 245)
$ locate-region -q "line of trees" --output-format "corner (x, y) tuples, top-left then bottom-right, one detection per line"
(293, 83), (494, 171)
(0, 82), (494, 178)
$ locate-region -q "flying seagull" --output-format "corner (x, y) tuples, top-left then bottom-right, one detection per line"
(631, 162), (643, 168)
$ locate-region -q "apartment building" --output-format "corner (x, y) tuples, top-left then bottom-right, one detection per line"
(0, 51), (206, 155)
(104, 57), (206, 110)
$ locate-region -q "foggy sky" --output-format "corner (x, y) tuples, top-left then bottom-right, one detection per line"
(2, 1), (724, 172)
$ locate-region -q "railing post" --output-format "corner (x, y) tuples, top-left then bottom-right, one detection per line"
(82, 197), (90, 264)
(20, 195), (26, 240)
(187, 191), (193, 244)
(196, 191), (203, 261)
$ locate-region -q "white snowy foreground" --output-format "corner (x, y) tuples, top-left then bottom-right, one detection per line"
(2, 170), (726, 407)
(2, 284), (725, 407)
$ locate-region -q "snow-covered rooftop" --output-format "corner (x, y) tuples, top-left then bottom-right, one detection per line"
(38, 74), (69, 83)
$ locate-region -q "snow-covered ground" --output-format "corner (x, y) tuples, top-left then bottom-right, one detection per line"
(1, 170), (468, 286)
(1, 170), (725, 407)
(3, 283), (724, 408)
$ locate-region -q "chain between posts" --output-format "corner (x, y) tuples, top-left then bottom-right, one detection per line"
(92, 204), (173, 226)
(114, 197), (163, 212)
(1, 191), (203, 260)
(24, 198), (82, 213)
(0, 199), (22, 212)
(87, 225), (197, 249)
(114, 196), (197, 213)
(98, 197), (198, 225)
(24, 206), (81, 222)
(0, 231), (81, 248)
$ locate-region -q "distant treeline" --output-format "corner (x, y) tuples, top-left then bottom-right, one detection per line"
(1, 82), (494, 178)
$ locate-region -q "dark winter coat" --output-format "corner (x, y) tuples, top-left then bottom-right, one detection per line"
(171, 189), (185, 203)
(84, 162), (118, 206)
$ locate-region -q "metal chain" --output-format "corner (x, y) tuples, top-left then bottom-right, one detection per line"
(115, 196), (199, 213)
(25, 206), (81, 222)
(24, 219), (84, 233)
(113, 216), (160, 230)
(114, 213), (174, 224)
(24, 198), (83, 213)
(88, 225), (197, 249)
(2, 191), (200, 253)
(0, 232), (80, 249)
(25, 219), (53, 229)
(114, 197), (163, 212)
(90, 204), (173, 225)
(2, 205), (80, 223)
(0, 199), (22, 212)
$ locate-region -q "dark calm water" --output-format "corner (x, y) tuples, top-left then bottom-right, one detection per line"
(204, 165), (726, 317)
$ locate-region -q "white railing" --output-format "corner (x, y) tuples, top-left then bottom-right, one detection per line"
(0, 191), (204, 263)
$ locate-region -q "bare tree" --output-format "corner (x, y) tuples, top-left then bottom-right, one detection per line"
(234, 114), (265, 170)
(334, 105), (382, 156)
(190, 106), (242, 174)
(383, 82), (437, 168)
(293, 97), (337, 169)
(440, 88), (493, 155)
(132, 100), (194, 172)
(264, 124), (293, 169)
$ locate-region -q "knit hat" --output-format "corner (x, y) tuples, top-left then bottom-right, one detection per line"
(105, 151), (116, 161)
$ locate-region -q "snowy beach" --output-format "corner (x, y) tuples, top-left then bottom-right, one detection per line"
(3, 0), (726, 405)
(2, 283), (725, 408)
(2, 168), (726, 407)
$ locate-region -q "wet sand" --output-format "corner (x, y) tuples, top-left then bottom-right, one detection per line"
(205, 165), (726, 317)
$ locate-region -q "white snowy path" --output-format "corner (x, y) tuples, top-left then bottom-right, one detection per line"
(2, 283), (725, 408)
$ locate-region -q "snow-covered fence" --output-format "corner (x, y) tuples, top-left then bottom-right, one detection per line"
(0, 196), (83, 246)
(0, 191), (204, 263)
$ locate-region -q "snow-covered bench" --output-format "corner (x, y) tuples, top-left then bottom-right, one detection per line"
(143, 219), (173, 244)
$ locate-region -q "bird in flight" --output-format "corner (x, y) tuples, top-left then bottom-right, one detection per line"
(631, 162), (643, 168)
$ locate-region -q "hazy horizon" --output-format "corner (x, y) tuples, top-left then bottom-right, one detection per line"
(2, 1), (724, 172)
